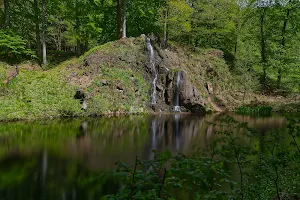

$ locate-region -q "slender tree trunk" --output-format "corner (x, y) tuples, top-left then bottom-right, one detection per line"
(77, 39), (81, 55)
(42, 0), (47, 65)
(34, 0), (42, 60)
(260, 8), (267, 90)
(277, 8), (291, 87)
(122, 0), (126, 38)
(58, 23), (62, 51)
(116, 0), (122, 39)
(4, 0), (9, 29)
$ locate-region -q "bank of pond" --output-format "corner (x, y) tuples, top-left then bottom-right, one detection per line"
(0, 113), (299, 199)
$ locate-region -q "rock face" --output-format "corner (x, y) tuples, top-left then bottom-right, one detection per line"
(144, 38), (206, 114)
(151, 67), (206, 114)
(179, 72), (206, 114)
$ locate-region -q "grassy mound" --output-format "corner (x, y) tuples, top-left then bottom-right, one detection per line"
(0, 38), (149, 121)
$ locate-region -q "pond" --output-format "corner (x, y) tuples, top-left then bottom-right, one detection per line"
(0, 113), (294, 199)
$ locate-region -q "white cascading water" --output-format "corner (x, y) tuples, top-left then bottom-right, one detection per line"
(146, 38), (157, 105)
(174, 71), (182, 112)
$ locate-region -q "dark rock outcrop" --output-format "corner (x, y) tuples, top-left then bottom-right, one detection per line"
(152, 67), (206, 114)
(178, 71), (206, 114)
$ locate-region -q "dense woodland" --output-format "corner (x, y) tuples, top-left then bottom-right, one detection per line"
(0, 0), (300, 93)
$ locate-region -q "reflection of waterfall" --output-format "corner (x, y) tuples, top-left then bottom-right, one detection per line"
(174, 71), (182, 112)
(146, 38), (157, 105)
(174, 114), (180, 151)
(149, 119), (157, 161)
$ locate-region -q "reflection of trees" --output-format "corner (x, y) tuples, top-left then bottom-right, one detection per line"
(0, 151), (119, 200)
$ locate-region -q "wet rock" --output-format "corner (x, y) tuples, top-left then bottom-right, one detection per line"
(179, 72), (206, 114)
(156, 84), (164, 92)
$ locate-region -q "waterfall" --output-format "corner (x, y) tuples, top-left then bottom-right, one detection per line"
(146, 38), (157, 105)
(174, 71), (182, 112)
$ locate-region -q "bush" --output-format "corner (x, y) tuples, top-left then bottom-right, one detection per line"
(235, 105), (273, 116)
(0, 31), (36, 63)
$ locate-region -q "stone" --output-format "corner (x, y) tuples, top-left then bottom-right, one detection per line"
(116, 81), (124, 90)
(101, 79), (108, 86)
(156, 84), (164, 92)
(82, 99), (88, 110)
(179, 71), (206, 114)
(205, 82), (213, 94)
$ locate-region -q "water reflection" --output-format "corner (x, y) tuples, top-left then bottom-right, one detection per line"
(0, 113), (287, 199)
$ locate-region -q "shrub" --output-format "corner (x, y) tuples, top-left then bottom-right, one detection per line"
(0, 31), (36, 63)
(235, 105), (273, 116)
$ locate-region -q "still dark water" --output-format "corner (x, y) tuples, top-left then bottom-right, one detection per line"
(0, 113), (286, 199)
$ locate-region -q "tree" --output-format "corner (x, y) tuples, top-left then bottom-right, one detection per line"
(122, 0), (126, 38)
(34, 0), (41, 59)
(4, 0), (9, 28)
(157, 0), (193, 44)
(259, 7), (267, 88)
(190, 0), (237, 52)
(116, 0), (122, 39)
(42, 0), (47, 65)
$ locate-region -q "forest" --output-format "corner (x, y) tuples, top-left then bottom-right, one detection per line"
(1, 1), (300, 199)
(1, 0), (300, 93)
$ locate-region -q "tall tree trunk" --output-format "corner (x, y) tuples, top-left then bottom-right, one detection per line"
(77, 39), (82, 56)
(116, 0), (122, 39)
(34, 0), (42, 60)
(260, 8), (267, 90)
(4, 0), (9, 29)
(278, 8), (291, 87)
(58, 23), (62, 51)
(122, 0), (126, 38)
(42, 0), (47, 65)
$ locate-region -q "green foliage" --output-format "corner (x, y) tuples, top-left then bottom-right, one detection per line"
(235, 105), (273, 116)
(98, 116), (300, 199)
(0, 69), (82, 121)
(157, 0), (193, 40)
(0, 31), (36, 62)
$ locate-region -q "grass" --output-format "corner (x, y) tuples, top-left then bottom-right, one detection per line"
(0, 68), (82, 120)
(0, 38), (149, 121)
(235, 105), (273, 116)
